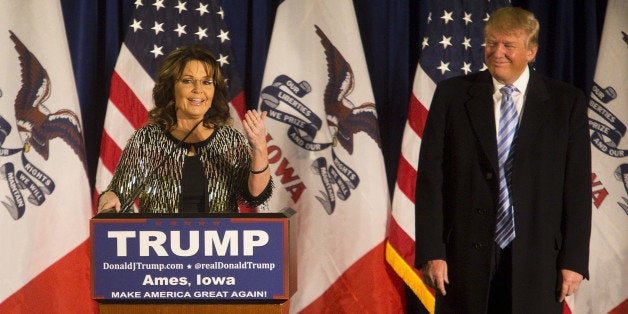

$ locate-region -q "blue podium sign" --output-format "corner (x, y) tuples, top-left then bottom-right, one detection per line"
(91, 211), (295, 301)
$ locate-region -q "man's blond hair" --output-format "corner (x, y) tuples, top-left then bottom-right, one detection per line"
(485, 7), (540, 49)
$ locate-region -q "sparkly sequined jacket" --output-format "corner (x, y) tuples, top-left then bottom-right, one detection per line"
(105, 124), (272, 213)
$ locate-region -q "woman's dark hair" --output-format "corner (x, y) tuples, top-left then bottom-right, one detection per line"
(149, 45), (231, 130)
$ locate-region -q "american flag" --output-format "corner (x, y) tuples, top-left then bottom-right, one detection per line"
(419, 0), (510, 81)
(94, 0), (245, 207)
(385, 1), (509, 312)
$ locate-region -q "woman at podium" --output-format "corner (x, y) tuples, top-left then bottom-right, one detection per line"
(97, 45), (272, 213)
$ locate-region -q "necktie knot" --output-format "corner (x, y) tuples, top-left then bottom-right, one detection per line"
(500, 84), (517, 96)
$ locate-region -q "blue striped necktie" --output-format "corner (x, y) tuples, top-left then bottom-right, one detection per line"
(495, 85), (519, 249)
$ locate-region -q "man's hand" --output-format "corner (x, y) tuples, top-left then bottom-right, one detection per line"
(558, 268), (584, 302)
(421, 259), (449, 295)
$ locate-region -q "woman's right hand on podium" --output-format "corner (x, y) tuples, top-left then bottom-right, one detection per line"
(98, 191), (121, 213)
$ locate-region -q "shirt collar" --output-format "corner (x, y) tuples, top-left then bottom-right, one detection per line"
(491, 66), (530, 96)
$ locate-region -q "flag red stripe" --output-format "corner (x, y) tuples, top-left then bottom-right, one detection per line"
(609, 299), (628, 314)
(396, 156), (417, 203)
(0, 241), (97, 313)
(407, 93), (428, 138)
(230, 91), (246, 120)
(387, 217), (416, 263)
(109, 71), (148, 129)
(98, 131), (122, 174)
(563, 302), (572, 314)
(301, 242), (405, 313)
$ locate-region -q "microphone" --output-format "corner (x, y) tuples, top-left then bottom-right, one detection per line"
(119, 120), (203, 213)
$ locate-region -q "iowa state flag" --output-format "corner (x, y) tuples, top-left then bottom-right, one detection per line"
(258, 0), (403, 312)
(569, 0), (628, 313)
(0, 1), (94, 313)
(94, 0), (245, 208)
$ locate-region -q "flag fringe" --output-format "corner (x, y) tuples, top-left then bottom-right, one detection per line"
(385, 241), (435, 314)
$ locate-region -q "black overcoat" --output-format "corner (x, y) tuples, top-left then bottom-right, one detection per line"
(414, 69), (591, 313)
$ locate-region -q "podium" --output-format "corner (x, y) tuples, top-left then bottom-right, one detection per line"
(90, 208), (297, 314)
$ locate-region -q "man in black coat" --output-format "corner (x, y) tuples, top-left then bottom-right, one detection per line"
(414, 7), (591, 313)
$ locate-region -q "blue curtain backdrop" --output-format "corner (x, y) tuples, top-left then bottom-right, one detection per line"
(60, 0), (606, 312)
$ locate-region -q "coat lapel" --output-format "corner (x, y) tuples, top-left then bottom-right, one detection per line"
(465, 72), (499, 172)
(512, 70), (551, 161)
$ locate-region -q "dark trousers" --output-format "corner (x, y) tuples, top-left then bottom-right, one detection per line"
(488, 244), (512, 314)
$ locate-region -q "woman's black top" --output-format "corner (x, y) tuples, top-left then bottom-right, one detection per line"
(179, 146), (208, 213)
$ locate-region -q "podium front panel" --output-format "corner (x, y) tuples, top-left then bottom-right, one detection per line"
(91, 213), (292, 302)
